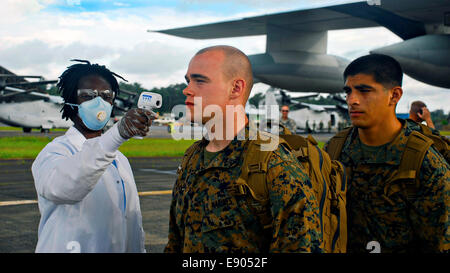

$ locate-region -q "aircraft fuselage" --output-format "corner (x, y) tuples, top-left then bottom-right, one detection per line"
(249, 51), (349, 93)
(0, 100), (72, 130)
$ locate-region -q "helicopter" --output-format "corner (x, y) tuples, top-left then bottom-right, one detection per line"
(0, 65), (138, 133)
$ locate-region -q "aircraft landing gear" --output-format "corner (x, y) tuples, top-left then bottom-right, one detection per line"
(23, 127), (31, 133)
(41, 128), (50, 133)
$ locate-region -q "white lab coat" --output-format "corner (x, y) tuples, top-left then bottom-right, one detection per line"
(32, 125), (146, 253)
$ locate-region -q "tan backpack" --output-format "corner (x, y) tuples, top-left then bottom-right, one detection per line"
(326, 123), (449, 177)
(178, 130), (348, 253)
(325, 123), (449, 203)
(234, 131), (348, 253)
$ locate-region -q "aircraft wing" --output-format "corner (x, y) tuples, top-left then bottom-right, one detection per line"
(292, 102), (340, 112)
(0, 86), (62, 103)
(153, 1), (377, 39)
(152, 0), (448, 40)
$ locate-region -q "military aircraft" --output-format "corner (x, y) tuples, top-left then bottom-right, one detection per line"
(247, 88), (348, 133)
(152, 114), (176, 126)
(0, 65), (66, 132)
(0, 65), (138, 133)
(151, 0), (450, 92)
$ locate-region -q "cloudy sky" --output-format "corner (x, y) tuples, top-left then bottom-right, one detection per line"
(1, 0), (449, 113)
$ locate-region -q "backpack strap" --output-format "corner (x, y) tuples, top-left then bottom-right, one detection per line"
(278, 134), (309, 159)
(235, 140), (272, 203)
(416, 123), (450, 161)
(236, 131), (288, 201)
(383, 131), (434, 241)
(326, 128), (352, 160)
(235, 133), (288, 230)
(278, 123), (292, 135)
(384, 131), (433, 199)
(399, 131), (433, 182)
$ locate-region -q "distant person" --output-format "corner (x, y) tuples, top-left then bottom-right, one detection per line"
(32, 60), (154, 253)
(279, 105), (297, 134)
(408, 100), (436, 129)
(306, 120), (312, 133)
(325, 54), (449, 253)
(164, 46), (322, 253)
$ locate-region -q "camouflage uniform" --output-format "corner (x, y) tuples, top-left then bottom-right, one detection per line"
(280, 118), (297, 134)
(325, 119), (450, 253)
(406, 118), (441, 136)
(164, 127), (323, 253)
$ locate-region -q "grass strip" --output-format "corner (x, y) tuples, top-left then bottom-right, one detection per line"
(0, 135), (325, 159)
(0, 127), (67, 132)
(0, 136), (196, 159)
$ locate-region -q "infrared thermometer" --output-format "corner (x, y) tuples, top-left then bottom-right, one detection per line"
(138, 91), (162, 110)
(134, 92), (162, 139)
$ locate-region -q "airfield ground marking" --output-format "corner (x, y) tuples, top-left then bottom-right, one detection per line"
(0, 200), (38, 206)
(138, 190), (172, 196)
(0, 190), (173, 207)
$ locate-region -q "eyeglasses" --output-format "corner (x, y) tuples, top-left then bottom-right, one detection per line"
(281, 110), (289, 112)
(77, 89), (116, 102)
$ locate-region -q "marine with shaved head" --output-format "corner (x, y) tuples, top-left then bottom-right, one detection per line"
(165, 45), (322, 253)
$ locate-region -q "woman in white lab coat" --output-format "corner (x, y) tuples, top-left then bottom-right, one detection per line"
(32, 60), (153, 253)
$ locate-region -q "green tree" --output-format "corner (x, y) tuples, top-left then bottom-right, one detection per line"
(430, 109), (449, 130)
(46, 84), (59, 96)
(45, 81), (188, 114)
(249, 93), (264, 107)
(119, 82), (187, 114)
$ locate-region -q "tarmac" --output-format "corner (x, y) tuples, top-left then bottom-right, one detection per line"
(0, 126), (334, 253)
(0, 157), (180, 253)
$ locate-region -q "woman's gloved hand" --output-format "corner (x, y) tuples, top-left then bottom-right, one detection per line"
(117, 108), (156, 139)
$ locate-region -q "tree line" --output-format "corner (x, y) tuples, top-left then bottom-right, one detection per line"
(46, 82), (187, 115)
(118, 82), (187, 114)
(46, 83), (449, 130)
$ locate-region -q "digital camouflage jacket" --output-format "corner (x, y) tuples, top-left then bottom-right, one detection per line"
(325, 120), (449, 253)
(164, 127), (323, 253)
(280, 118), (297, 134)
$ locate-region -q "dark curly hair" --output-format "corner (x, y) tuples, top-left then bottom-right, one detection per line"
(58, 59), (127, 121)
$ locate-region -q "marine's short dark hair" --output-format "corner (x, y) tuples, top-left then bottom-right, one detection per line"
(410, 100), (427, 114)
(343, 54), (403, 88)
(57, 59), (126, 121)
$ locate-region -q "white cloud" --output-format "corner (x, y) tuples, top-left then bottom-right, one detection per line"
(111, 41), (193, 75)
(66, 0), (81, 6)
(328, 27), (449, 112)
(0, 4), (267, 87)
(398, 75), (450, 113)
(328, 27), (402, 58)
(0, 1), (448, 113)
(113, 2), (130, 7)
(0, 0), (56, 24)
(0, 39), (115, 76)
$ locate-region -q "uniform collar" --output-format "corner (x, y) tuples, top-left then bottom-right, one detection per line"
(65, 126), (87, 152)
(342, 120), (409, 166)
(192, 126), (255, 173)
